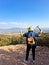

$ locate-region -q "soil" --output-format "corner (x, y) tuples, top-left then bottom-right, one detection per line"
(0, 44), (49, 65)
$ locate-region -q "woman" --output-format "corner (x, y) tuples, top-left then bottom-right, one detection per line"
(23, 26), (42, 63)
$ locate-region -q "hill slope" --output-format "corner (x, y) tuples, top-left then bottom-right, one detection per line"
(0, 44), (49, 65)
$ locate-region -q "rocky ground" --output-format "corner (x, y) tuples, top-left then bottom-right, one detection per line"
(0, 44), (49, 65)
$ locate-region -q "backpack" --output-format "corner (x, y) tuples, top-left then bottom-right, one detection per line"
(27, 37), (35, 45)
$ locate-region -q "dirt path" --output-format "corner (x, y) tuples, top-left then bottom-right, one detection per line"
(0, 44), (49, 65)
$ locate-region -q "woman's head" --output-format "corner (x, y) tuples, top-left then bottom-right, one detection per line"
(28, 26), (34, 32)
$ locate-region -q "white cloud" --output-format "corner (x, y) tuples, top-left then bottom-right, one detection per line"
(0, 21), (49, 29)
(0, 22), (7, 24)
(0, 21), (31, 29)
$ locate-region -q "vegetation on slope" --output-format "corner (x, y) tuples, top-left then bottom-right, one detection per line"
(0, 33), (49, 47)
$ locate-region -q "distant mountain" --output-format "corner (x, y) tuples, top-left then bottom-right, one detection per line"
(34, 28), (49, 33)
(0, 27), (49, 34)
(42, 28), (49, 33)
(0, 28), (27, 33)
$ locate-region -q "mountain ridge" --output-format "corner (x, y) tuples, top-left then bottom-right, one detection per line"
(0, 27), (49, 33)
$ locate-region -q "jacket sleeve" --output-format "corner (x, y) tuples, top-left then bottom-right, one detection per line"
(34, 32), (39, 37)
(34, 31), (42, 37)
(23, 33), (27, 37)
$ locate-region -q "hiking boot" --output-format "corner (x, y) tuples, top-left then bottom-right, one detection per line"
(33, 60), (35, 63)
(23, 59), (28, 64)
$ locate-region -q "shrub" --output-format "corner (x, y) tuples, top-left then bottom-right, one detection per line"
(0, 33), (49, 47)
(37, 33), (49, 47)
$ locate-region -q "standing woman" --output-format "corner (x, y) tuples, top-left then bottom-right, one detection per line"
(23, 26), (42, 63)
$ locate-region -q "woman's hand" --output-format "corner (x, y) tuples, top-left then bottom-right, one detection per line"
(38, 30), (43, 36)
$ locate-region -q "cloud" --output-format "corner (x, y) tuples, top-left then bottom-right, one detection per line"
(0, 21), (49, 29)
(0, 21), (30, 29)
(0, 22), (7, 24)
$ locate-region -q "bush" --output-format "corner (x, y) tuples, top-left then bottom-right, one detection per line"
(37, 33), (49, 47)
(0, 35), (26, 46)
(0, 33), (49, 47)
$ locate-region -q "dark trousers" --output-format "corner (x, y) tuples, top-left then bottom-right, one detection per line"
(26, 44), (36, 61)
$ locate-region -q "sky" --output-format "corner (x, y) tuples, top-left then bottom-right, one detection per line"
(0, 0), (49, 29)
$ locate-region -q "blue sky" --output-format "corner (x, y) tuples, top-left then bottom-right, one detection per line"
(0, 0), (49, 29)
